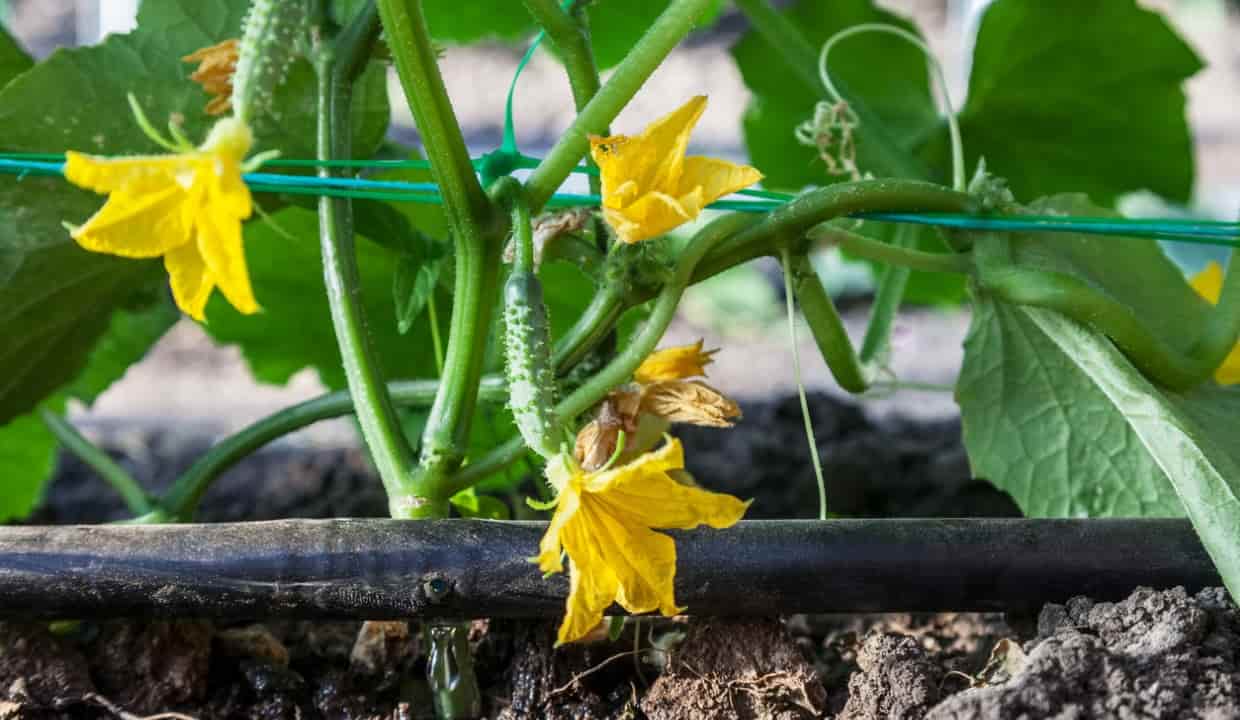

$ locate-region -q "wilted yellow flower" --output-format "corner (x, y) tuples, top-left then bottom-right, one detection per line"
(65, 117), (259, 321)
(589, 96), (763, 244)
(1190, 261), (1240, 385)
(639, 380), (740, 428)
(183, 39), (239, 116)
(634, 340), (717, 384)
(538, 438), (749, 644)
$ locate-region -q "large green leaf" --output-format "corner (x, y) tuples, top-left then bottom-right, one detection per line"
(0, 0), (387, 422)
(944, 0), (1201, 205)
(203, 208), (443, 389)
(957, 194), (1224, 519)
(0, 300), (176, 522)
(966, 302), (1240, 605)
(0, 23), (32, 89)
(957, 296), (1183, 517)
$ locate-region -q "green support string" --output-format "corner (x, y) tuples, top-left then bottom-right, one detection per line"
(2, 153), (1238, 246)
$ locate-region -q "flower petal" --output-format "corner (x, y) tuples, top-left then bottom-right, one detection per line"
(574, 498), (680, 617)
(195, 208), (258, 315)
(1216, 346), (1240, 385)
(677, 156), (764, 207)
(537, 484), (580, 574)
(635, 340), (716, 383)
(556, 512), (621, 645)
(590, 96), (706, 212)
(65, 151), (200, 196)
(70, 185), (193, 258)
(164, 242), (214, 321)
(606, 190), (694, 244)
(591, 439), (750, 531)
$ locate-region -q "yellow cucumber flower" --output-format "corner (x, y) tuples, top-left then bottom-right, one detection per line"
(589, 96), (763, 244)
(64, 116), (259, 322)
(538, 437), (749, 645)
(634, 339), (717, 384)
(183, 39), (239, 116)
(1190, 261), (1240, 385)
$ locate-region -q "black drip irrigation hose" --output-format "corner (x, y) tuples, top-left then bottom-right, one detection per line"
(0, 519), (1217, 620)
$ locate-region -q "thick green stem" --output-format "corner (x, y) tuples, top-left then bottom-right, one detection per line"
(378, 0), (504, 508)
(524, 0), (717, 211)
(691, 180), (974, 292)
(157, 380), (507, 521)
(732, 0), (932, 180)
(314, 6), (421, 518)
(40, 409), (151, 517)
(786, 252), (871, 393)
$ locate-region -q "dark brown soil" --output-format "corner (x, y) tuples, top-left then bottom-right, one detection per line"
(3, 588), (1235, 718)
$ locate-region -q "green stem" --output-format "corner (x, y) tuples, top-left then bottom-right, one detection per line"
(982, 267), (1215, 391)
(40, 409), (151, 517)
(427, 291), (445, 376)
(551, 280), (626, 374)
(378, 0), (504, 509)
(810, 223), (970, 275)
(732, 0), (932, 180)
(450, 181), (972, 490)
(858, 225), (914, 365)
(780, 249), (829, 520)
(157, 380), (507, 521)
(314, 5), (421, 518)
(690, 180), (974, 291)
(522, 0), (601, 113)
(524, 0), (717, 211)
(787, 252), (871, 393)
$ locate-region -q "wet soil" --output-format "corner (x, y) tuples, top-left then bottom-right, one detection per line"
(7, 393), (1235, 718)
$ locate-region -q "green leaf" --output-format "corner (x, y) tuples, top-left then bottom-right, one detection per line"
(586, 0), (724, 70)
(943, 0), (1201, 205)
(393, 244), (444, 335)
(449, 487), (510, 519)
(203, 208), (442, 389)
(422, 0), (535, 43)
(0, 300), (176, 522)
(0, 23), (33, 89)
(963, 301), (1240, 605)
(957, 297), (1183, 517)
(732, 0), (937, 191)
(0, 0), (388, 420)
(0, 413), (57, 522)
(957, 194), (1226, 519)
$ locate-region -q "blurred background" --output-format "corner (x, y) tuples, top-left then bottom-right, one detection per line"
(4, 0), (1239, 447)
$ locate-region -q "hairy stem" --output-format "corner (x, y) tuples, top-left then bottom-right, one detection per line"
(157, 380), (507, 521)
(378, 0), (504, 508)
(552, 280), (626, 375)
(313, 5), (421, 518)
(809, 223), (970, 276)
(524, 0), (718, 211)
(40, 409), (151, 517)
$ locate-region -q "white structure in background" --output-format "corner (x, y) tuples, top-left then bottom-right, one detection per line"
(76, 0), (137, 42)
(950, 0), (994, 95)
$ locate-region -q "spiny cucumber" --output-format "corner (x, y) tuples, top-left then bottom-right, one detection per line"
(232, 0), (307, 123)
